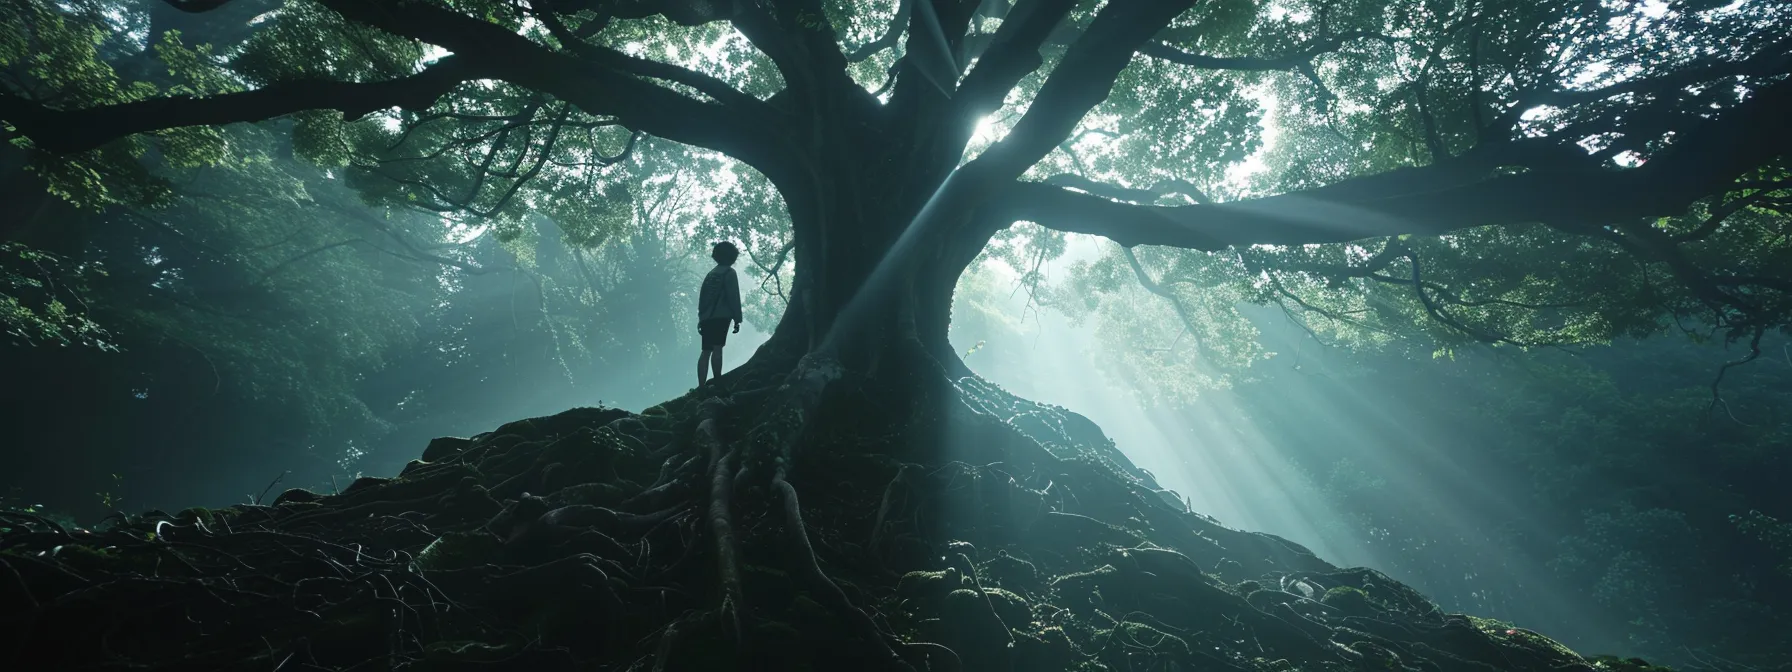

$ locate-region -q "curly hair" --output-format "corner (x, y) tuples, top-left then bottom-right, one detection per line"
(711, 241), (740, 265)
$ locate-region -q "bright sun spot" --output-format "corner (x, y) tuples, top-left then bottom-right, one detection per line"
(1571, 62), (1611, 87)
(971, 115), (999, 143)
(1521, 105), (1559, 122)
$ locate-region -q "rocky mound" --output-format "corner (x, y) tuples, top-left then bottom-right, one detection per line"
(0, 372), (1668, 671)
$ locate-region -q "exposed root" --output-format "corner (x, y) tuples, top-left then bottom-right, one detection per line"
(697, 400), (745, 645)
(772, 470), (913, 671)
(0, 366), (1653, 671)
(868, 464), (916, 555)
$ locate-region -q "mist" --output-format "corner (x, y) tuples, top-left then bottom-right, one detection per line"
(946, 235), (1788, 659)
(6, 2), (1791, 668)
(6, 162), (1787, 665)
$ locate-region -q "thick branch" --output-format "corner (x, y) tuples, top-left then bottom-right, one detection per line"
(1002, 79), (1792, 249)
(13, 0), (790, 175)
(966, 0), (1194, 182)
(1140, 31), (1395, 72)
(528, 3), (767, 114)
(555, 0), (738, 26)
(2, 58), (476, 154)
(899, 0), (965, 96)
(1557, 36), (1792, 106)
(952, 0), (1077, 118)
(728, 1), (860, 106)
(845, 0), (911, 62)
(315, 1), (775, 158)
(1492, 34), (1792, 134)
(1674, 192), (1772, 242)
(159, 0), (235, 11)
(1006, 168), (1692, 250)
(1042, 173), (1209, 204)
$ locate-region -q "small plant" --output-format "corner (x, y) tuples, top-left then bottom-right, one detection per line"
(964, 340), (987, 358)
(96, 473), (124, 511)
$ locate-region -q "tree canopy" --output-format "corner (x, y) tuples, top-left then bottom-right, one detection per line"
(4, 0), (1789, 388)
(6, 3), (1792, 669)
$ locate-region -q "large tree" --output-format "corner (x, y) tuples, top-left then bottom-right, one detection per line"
(8, 0), (1789, 379)
(5, 0), (1792, 669)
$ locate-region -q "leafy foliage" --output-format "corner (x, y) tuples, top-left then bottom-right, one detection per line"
(2, 1), (1789, 667)
(1040, 0), (1792, 396)
(0, 241), (111, 347)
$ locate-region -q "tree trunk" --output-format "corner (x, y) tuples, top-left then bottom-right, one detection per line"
(748, 119), (1001, 384)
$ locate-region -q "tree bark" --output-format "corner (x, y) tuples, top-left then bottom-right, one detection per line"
(755, 138), (986, 379)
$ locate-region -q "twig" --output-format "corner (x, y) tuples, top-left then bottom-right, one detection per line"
(1705, 327), (1764, 426)
(254, 471), (291, 506)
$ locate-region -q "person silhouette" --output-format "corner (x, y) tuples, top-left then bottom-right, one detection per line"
(697, 241), (743, 386)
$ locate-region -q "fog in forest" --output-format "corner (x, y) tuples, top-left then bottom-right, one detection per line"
(7, 174), (1791, 663)
(7, 1), (1792, 669)
(948, 237), (1634, 655)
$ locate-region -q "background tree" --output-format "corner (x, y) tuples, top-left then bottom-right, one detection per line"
(1225, 324), (1792, 668)
(1, 3), (743, 510)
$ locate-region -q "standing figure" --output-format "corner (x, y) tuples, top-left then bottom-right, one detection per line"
(697, 241), (743, 386)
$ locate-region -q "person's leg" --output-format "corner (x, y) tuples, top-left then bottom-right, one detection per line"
(697, 347), (711, 387)
(710, 345), (724, 381)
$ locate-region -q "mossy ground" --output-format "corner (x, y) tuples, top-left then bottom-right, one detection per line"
(0, 367), (1666, 671)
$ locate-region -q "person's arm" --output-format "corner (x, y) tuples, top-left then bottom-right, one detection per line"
(697, 272), (713, 329)
(727, 269), (743, 331)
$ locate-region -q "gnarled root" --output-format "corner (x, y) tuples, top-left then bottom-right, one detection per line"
(771, 471), (914, 671)
(0, 361), (1629, 672)
(697, 399), (746, 646)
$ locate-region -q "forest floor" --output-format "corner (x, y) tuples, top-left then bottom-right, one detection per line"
(0, 365), (1677, 671)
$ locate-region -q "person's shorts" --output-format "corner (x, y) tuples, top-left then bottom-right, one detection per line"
(699, 319), (731, 349)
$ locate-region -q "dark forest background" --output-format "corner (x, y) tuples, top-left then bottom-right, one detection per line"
(5, 0), (1792, 668)
(7, 167), (1790, 665)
